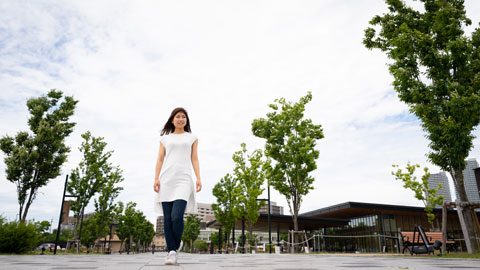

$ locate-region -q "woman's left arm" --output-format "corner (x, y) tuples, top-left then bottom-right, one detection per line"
(191, 139), (202, 192)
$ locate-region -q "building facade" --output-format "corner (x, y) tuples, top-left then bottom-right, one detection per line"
(258, 201), (284, 215)
(301, 202), (469, 253)
(456, 158), (480, 202)
(156, 216), (165, 235)
(195, 202), (215, 221)
(427, 172), (452, 206)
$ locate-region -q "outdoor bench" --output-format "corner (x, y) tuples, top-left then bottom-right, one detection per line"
(400, 226), (457, 255)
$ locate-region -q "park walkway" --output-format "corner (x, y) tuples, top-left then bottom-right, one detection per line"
(1, 253), (479, 269)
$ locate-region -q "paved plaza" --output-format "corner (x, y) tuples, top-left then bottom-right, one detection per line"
(1, 253), (480, 270)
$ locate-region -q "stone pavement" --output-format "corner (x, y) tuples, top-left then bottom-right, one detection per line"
(1, 252), (480, 270)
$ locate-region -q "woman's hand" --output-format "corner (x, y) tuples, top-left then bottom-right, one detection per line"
(153, 179), (160, 193)
(196, 179), (202, 192)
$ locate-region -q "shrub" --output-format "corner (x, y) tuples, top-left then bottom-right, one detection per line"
(0, 219), (40, 253)
(193, 240), (208, 252)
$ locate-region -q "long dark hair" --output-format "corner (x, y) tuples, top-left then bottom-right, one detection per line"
(161, 107), (191, 135)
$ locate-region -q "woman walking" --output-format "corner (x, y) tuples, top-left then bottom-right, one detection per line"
(153, 107), (202, 265)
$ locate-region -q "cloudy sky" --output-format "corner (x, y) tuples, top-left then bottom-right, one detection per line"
(1, 0), (480, 229)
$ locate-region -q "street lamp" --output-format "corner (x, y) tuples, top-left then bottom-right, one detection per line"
(257, 182), (271, 253)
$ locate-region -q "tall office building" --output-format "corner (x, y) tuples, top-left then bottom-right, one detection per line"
(455, 158), (480, 202)
(475, 167), (480, 196)
(427, 172), (452, 207)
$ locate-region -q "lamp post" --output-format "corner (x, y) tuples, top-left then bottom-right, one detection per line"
(257, 182), (271, 253)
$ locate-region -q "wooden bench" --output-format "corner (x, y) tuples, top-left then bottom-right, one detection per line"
(400, 226), (457, 255)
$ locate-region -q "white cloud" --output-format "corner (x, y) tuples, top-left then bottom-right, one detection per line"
(1, 0), (480, 229)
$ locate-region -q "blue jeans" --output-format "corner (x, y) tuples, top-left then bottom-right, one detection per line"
(162, 200), (187, 252)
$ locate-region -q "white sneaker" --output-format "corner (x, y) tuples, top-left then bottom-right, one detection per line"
(177, 240), (183, 253)
(165, 250), (177, 265)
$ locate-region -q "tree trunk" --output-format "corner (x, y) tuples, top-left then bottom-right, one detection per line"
(18, 203), (23, 222)
(249, 226), (253, 253)
(78, 206), (85, 242)
(21, 186), (36, 222)
(451, 169), (479, 251)
(225, 229), (229, 254)
(128, 235), (132, 254)
(73, 215), (80, 245)
(292, 196), (299, 252)
(20, 170), (39, 223)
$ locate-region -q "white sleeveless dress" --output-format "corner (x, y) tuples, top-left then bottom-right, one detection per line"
(154, 132), (198, 216)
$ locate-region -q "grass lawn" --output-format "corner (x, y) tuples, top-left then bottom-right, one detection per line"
(435, 252), (480, 259)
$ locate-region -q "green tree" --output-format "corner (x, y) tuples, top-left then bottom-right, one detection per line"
(93, 166), (124, 251)
(112, 202), (127, 252)
(0, 90), (78, 222)
(392, 163), (444, 224)
(131, 212), (155, 253)
(209, 231), (219, 250)
(116, 201), (138, 253)
(114, 201), (153, 254)
(182, 214), (201, 252)
(364, 0), (480, 250)
(231, 143), (266, 251)
(35, 220), (52, 245)
(212, 173), (237, 251)
(252, 92), (324, 234)
(68, 131), (113, 244)
(137, 218), (155, 253)
(80, 214), (101, 252)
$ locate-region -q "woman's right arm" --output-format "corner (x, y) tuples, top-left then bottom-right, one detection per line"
(153, 142), (166, 192)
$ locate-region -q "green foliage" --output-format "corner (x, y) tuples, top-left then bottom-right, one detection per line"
(0, 219), (40, 253)
(80, 214), (101, 249)
(363, 0), (480, 196)
(392, 163), (444, 224)
(210, 231), (219, 249)
(133, 216), (155, 252)
(93, 164), (124, 244)
(182, 214), (201, 252)
(193, 240), (208, 252)
(115, 202), (154, 253)
(252, 92), (324, 231)
(212, 173), (237, 247)
(35, 220), (52, 244)
(0, 90), (78, 222)
(365, 0), (480, 250)
(279, 233), (288, 242)
(231, 143), (266, 244)
(68, 131), (114, 239)
(237, 232), (258, 247)
(51, 228), (74, 248)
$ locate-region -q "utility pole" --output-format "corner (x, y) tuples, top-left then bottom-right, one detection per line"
(267, 183), (271, 253)
(54, 175), (69, 255)
(54, 175), (78, 255)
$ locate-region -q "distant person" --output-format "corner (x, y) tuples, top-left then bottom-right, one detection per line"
(153, 107), (202, 265)
(152, 243), (155, 254)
